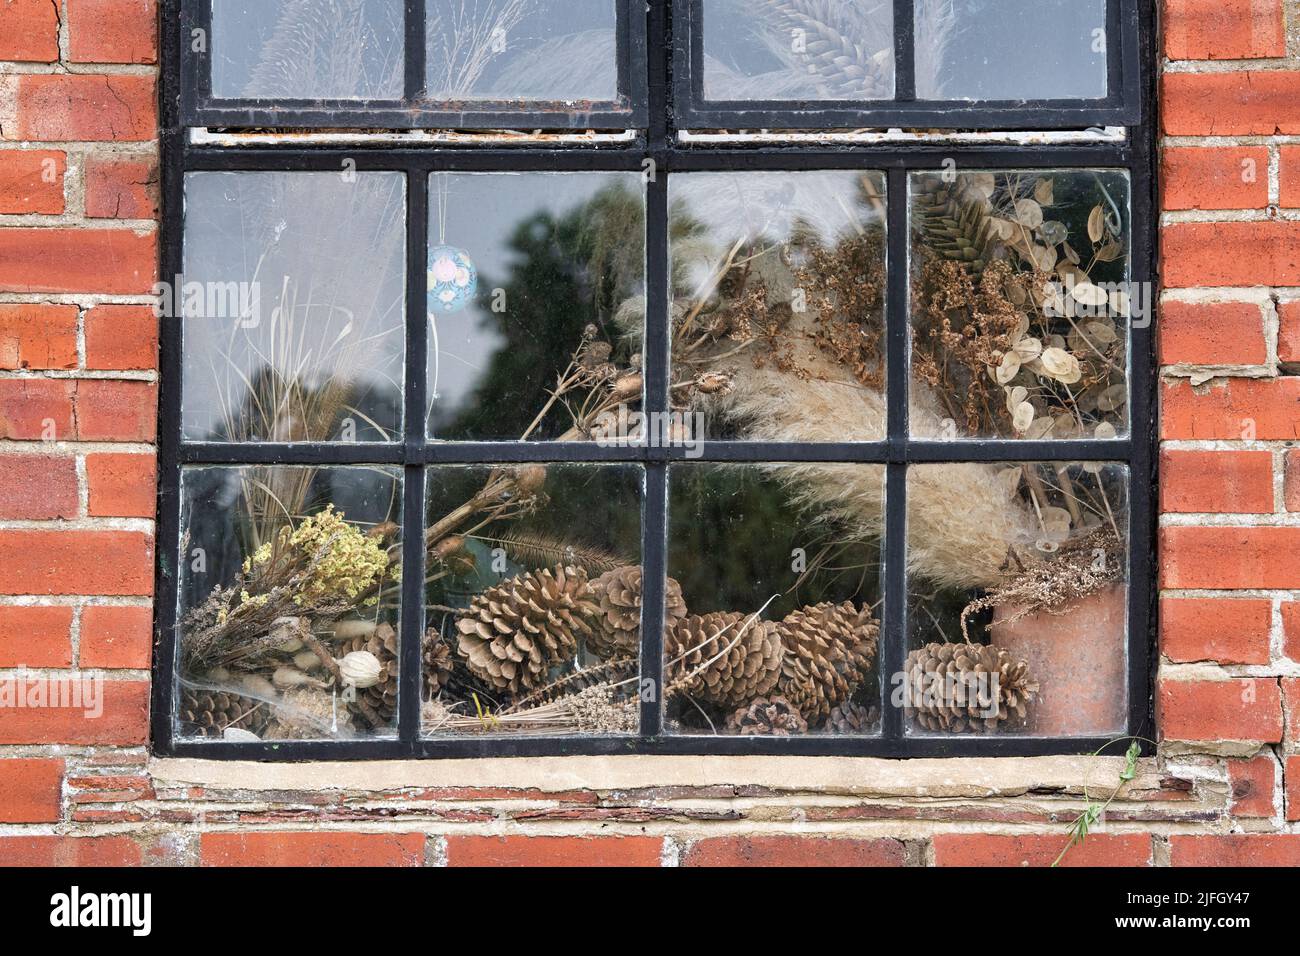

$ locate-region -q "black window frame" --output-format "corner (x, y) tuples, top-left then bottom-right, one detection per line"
(154, 0), (1157, 760)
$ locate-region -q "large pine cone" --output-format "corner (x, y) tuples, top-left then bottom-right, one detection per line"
(776, 601), (879, 726)
(180, 688), (269, 738)
(726, 695), (808, 736)
(905, 642), (1038, 734)
(422, 629), (453, 700)
(455, 565), (600, 696)
(588, 565), (687, 659)
(667, 611), (783, 708)
(339, 622), (399, 729)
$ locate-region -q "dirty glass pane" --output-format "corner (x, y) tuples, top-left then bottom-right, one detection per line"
(422, 463), (643, 738)
(177, 465), (403, 741)
(905, 461), (1128, 737)
(909, 169), (1131, 441)
(182, 171), (406, 443)
(210, 0), (405, 100)
(701, 0), (894, 100)
(668, 170), (887, 442)
(425, 0), (619, 102)
(665, 463), (884, 737)
(914, 0), (1108, 101)
(426, 171), (644, 441)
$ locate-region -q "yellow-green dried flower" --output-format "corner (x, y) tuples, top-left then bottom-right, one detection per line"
(289, 505), (391, 606)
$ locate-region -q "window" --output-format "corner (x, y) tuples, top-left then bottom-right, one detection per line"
(156, 0), (1155, 758)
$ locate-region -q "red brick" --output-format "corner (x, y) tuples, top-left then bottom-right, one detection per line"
(1279, 300), (1300, 366)
(84, 304), (157, 370)
(1170, 834), (1300, 866)
(0, 304), (78, 371)
(1160, 597), (1272, 665)
(1163, 71), (1300, 136)
(0, 0), (60, 61)
(1159, 678), (1283, 743)
(1158, 300), (1269, 366)
(67, 0), (159, 64)
(0, 454), (78, 520)
(1228, 754), (1277, 818)
(1287, 450), (1300, 511)
(1161, 526), (1300, 589)
(1163, 220), (1300, 287)
(10, 75), (157, 142)
(1283, 602), (1300, 663)
(84, 157), (159, 219)
(1287, 756), (1300, 821)
(0, 836), (141, 866)
(201, 832), (425, 867)
(683, 836), (905, 867)
(446, 835), (662, 867)
(0, 150), (65, 214)
(1285, 678), (1300, 740)
(80, 605), (152, 669)
(1162, 147), (1269, 211)
(0, 758), (63, 823)
(933, 833), (1152, 867)
(0, 531), (153, 596)
(87, 453), (156, 519)
(1280, 147), (1300, 209)
(1159, 449), (1273, 514)
(1161, 378), (1300, 441)
(0, 228), (156, 294)
(0, 379), (74, 440)
(1163, 0), (1286, 60)
(0, 606), (73, 668)
(74, 380), (157, 442)
(0, 679), (149, 745)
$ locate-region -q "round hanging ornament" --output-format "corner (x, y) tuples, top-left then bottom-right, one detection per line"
(428, 244), (477, 314)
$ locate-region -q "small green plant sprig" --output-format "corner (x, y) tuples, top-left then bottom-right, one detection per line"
(1053, 736), (1154, 867)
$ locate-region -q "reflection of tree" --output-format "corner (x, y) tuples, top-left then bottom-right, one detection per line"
(437, 183), (644, 440)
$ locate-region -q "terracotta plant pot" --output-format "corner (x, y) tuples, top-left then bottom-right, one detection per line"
(990, 584), (1127, 736)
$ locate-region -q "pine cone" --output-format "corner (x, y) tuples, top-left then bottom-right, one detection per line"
(822, 700), (879, 735)
(588, 565), (687, 659)
(422, 629), (453, 700)
(455, 565), (599, 696)
(726, 695), (808, 736)
(905, 641), (1039, 734)
(667, 611), (783, 708)
(338, 622), (398, 729)
(180, 688), (269, 738)
(776, 601), (879, 726)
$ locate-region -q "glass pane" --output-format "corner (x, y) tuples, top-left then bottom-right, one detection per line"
(669, 170), (887, 443)
(905, 461), (1128, 737)
(666, 463), (884, 737)
(425, 0), (619, 102)
(915, 0), (1107, 101)
(426, 172), (644, 441)
(910, 169), (1131, 441)
(702, 0), (895, 100)
(210, 0), (405, 100)
(423, 463), (643, 737)
(182, 171), (406, 444)
(177, 465), (403, 741)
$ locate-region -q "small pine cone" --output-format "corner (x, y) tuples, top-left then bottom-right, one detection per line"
(422, 629), (453, 700)
(726, 696), (808, 736)
(339, 622), (399, 729)
(776, 601), (879, 726)
(822, 700), (879, 735)
(905, 642), (1039, 734)
(180, 688), (269, 738)
(667, 611), (783, 708)
(455, 565), (600, 696)
(588, 565), (687, 659)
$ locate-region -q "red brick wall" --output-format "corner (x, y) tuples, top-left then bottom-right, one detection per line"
(0, 0), (1298, 868)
